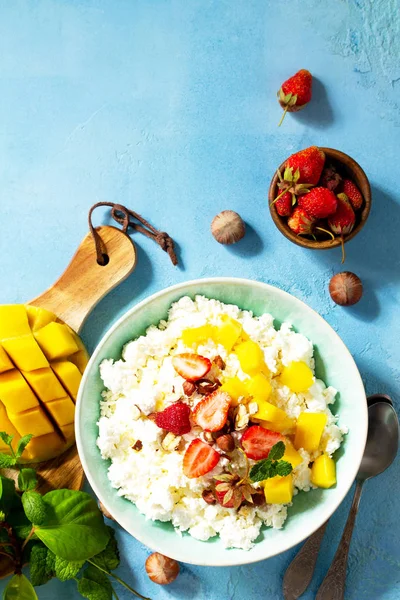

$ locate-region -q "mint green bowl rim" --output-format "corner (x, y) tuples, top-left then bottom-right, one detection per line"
(76, 277), (368, 566)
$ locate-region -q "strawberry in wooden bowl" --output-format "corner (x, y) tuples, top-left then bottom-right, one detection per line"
(269, 146), (371, 261)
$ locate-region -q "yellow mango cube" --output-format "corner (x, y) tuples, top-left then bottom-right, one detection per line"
(181, 325), (216, 347)
(34, 322), (79, 360)
(245, 373), (272, 402)
(258, 417), (296, 434)
(2, 334), (49, 372)
(282, 441), (303, 469)
(26, 305), (57, 331)
(0, 402), (21, 451)
(220, 377), (247, 406)
(253, 400), (289, 423)
(60, 422), (75, 444)
(0, 305), (31, 340)
(10, 406), (54, 437)
(24, 432), (66, 462)
(235, 340), (265, 374)
(280, 361), (314, 393)
(51, 361), (82, 401)
(0, 346), (14, 373)
(215, 316), (243, 351)
(294, 412), (328, 452)
(46, 397), (75, 427)
(311, 454), (336, 488)
(0, 370), (39, 412)
(22, 368), (66, 403)
(264, 475), (293, 504)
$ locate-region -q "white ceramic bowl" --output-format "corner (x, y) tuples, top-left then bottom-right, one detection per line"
(76, 278), (367, 566)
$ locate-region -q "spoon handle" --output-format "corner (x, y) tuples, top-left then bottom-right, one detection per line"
(316, 480), (364, 600)
(282, 521), (329, 600)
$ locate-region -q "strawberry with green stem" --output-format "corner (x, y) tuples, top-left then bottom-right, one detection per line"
(328, 193), (355, 263)
(271, 146), (326, 210)
(278, 69), (312, 126)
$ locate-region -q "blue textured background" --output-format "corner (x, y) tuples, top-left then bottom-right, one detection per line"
(1, 1), (399, 598)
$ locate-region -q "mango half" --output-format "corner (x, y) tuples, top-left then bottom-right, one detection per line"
(0, 304), (89, 462)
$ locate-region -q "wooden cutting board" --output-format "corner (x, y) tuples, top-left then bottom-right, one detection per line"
(2, 225), (137, 494)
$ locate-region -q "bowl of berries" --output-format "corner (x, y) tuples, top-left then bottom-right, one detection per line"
(268, 146), (371, 261)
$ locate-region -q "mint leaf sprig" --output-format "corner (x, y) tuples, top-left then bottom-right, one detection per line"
(0, 432), (33, 468)
(0, 432), (152, 600)
(249, 441), (293, 483)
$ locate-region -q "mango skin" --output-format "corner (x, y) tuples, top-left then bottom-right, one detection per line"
(0, 304), (89, 462)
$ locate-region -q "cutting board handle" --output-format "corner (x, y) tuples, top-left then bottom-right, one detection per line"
(29, 226), (137, 332)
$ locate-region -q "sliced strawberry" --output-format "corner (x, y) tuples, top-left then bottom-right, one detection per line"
(192, 390), (231, 432)
(183, 438), (220, 478)
(172, 353), (211, 382)
(241, 425), (284, 460)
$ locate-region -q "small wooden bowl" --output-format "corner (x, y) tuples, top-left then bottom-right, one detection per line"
(268, 147), (371, 250)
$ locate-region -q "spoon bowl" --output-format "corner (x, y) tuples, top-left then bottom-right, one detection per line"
(358, 401), (399, 481)
(315, 400), (399, 600)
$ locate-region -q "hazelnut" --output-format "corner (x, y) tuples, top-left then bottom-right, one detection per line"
(182, 381), (196, 396)
(329, 272), (363, 306)
(211, 210), (245, 245)
(252, 491), (266, 506)
(99, 502), (114, 521)
(216, 433), (235, 452)
(213, 355), (226, 370)
(145, 552), (180, 585)
(202, 489), (217, 505)
(132, 440), (143, 451)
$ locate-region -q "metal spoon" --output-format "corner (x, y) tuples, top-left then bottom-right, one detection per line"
(316, 401), (399, 600)
(283, 396), (398, 600)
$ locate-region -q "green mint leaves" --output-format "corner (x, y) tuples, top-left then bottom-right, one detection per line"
(55, 556), (85, 582)
(90, 527), (120, 572)
(34, 490), (110, 561)
(0, 430), (150, 600)
(29, 545), (55, 587)
(0, 432), (33, 468)
(249, 441), (293, 483)
(22, 492), (47, 526)
(78, 565), (113, 600)
(3, 573), (38, 600)
(18, 469), (37, 493)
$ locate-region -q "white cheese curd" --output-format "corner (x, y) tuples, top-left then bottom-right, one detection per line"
(97, 295), (346, 550)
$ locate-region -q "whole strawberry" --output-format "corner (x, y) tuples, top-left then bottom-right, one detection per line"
(287, 207), (315, 235)
(275, 191), (293, 217)
(286, 146), (325, 185)
(328, 193), (356, 263)
(298, 187), (337, 219)
(320, 164), (342, 191)
(342, 179), (363, 211)
(155, 401), (191, 435)
(273, 146), (325, 207)
(278, 69), (312, 126)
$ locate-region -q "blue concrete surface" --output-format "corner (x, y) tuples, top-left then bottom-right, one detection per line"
(0, 0), (399, 598)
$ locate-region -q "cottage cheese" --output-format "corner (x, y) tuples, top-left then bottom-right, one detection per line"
(97, 295), (346, 550)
